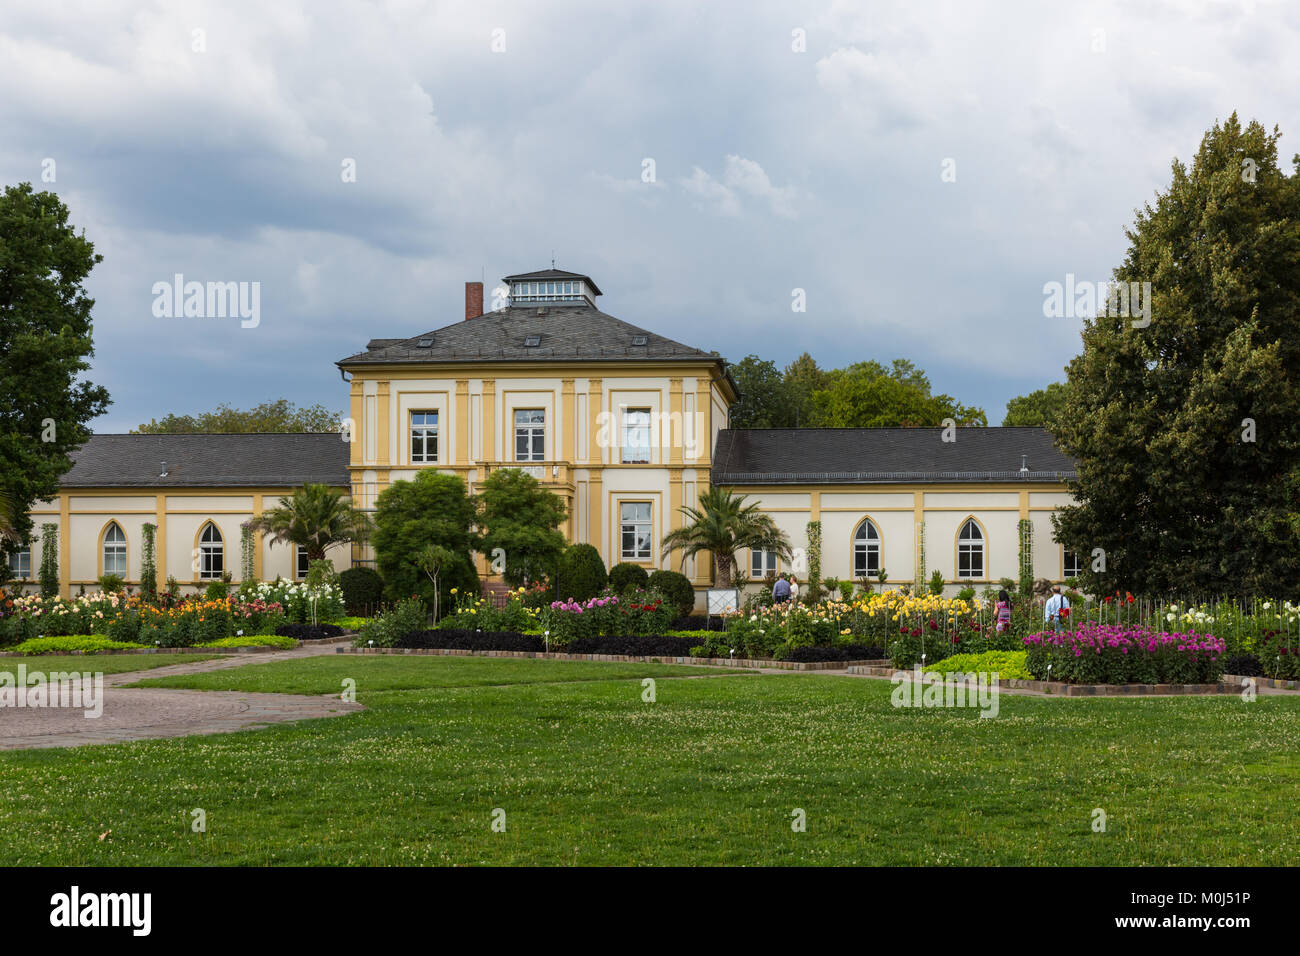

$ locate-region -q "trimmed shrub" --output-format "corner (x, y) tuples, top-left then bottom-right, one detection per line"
(339, 567), (384, 615)
(554, 544), (607, 602)
(274, 623), (344, 640)
(669, 615), (726, 632)
(204, 580), (230, 601)
(199, 634), (297, 649)
(567, 634), (702, 656)
(928, 650), (1032, 680)
(608, 562), (649, 594)
(10, 634), (146, 655)
(647, 569), (695, 616)
(398, 629), (544, 652)
(785, 644), (884, 663)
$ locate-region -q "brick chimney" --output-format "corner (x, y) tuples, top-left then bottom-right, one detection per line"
(465, 281), (483, 320)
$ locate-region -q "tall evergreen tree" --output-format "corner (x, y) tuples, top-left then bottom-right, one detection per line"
(0, 184), (111, 557)
(1053, 114), (1300, 597)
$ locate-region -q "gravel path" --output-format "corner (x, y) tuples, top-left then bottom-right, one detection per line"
(0, 639), (361, 751)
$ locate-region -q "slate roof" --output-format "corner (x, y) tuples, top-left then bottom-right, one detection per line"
(60, 434), (351, 488)
(711, 427), (1075, 484)
(337, 304), (722, 367)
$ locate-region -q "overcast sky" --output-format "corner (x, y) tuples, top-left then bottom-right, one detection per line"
(3, 0), (1297, 432)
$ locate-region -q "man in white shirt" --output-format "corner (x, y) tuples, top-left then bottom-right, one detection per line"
(1044, 585), (1070, 630)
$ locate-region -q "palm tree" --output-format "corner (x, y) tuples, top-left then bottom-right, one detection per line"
(661, 487), (791, 588)
(0, 491), (16, 545)
(247, 483), (372, 562)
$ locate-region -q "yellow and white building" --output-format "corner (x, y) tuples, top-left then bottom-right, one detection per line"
(8, 268), (1079, 605)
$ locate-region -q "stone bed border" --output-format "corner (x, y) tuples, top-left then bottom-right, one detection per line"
(337, 645), (887, 671)
(844, 663), (1281, 696)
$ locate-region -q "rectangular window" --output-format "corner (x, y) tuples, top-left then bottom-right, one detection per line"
(411, 410), (438, 463)
(297, 546), (311, 580)
(1063, 549), (1081, 578)
(514, 409), (545, 461)
(7, 547), (31, 579)
(622, 408), (651, 464)
(620, 502), (653, 561)
(750, 548), (777, 578)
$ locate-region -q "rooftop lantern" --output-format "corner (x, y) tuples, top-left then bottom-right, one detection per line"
(503, 269), (602, 308)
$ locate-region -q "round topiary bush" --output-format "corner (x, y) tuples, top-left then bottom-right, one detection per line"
(339, 566), (384, 615)
(647, 569), (696, 616)
(555, 543), (607, 602)
(608, 562), (649, 594)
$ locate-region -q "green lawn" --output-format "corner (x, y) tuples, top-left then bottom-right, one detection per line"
(1, 655), (1297, 865)
(0, 654), (219, 680)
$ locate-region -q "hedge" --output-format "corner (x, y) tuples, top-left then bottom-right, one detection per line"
(608, 562), (649, 594)
(398, 629), (544, 652)
(566, 633), (703, 656)
(784, 644), (884, 663)
(275, 623), (345, 640)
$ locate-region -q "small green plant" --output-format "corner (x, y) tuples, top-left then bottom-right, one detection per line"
(39, 524), (59, 598)
(140, 523), (158, 600)
(97, 574), (126, 593)
(928, 569), (946, 595)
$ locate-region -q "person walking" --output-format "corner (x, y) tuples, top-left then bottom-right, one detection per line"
(788, 575), (800, 604)
(772, 573), (791, 604)
(1044, 585), (1070, 631)
(995, 589), (1012, 634)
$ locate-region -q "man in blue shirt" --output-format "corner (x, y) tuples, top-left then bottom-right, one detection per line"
(1044, 585), (1070, 630)
(773, 574), (791, 603)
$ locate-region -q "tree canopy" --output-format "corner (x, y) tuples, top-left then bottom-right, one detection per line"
(0, 184), (111, 557)
(133, 399), (341, 434)
(474, 468), (568, 587)
(1003, 382), (1068, 427)
(728, 353), (985, 428)
(1052, 114), (1300, 597)
(372, 471), (479, 611)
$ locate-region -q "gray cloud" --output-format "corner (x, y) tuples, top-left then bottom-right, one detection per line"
(0, 0), (1295, 430)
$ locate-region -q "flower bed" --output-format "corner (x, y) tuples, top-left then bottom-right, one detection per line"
(1023, 624), (1224, 684)
(540, 589), (673, 645)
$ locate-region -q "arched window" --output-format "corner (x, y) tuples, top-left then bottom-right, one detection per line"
(102, 522), (127, 577)
(853, 519), (881, 579)
(199, 523), (224, 580)
(957, 518), (984, 579)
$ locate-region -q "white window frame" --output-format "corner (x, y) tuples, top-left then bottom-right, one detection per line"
(957, 519), (984, 579)
(1063, 548), (1081, 578)
(514, 409), (546, 462)
(853, 519), (881, 579)
(199, 523), (225, 580)
(7, 546), (31, 579)
(621, 408), (652, 464)
(750, 548), (778, 579)
(620, 502), (653, 561)
(296, 546), (311, 580)
(411, 410), (439, 464)
(103, 522), (127, 577)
